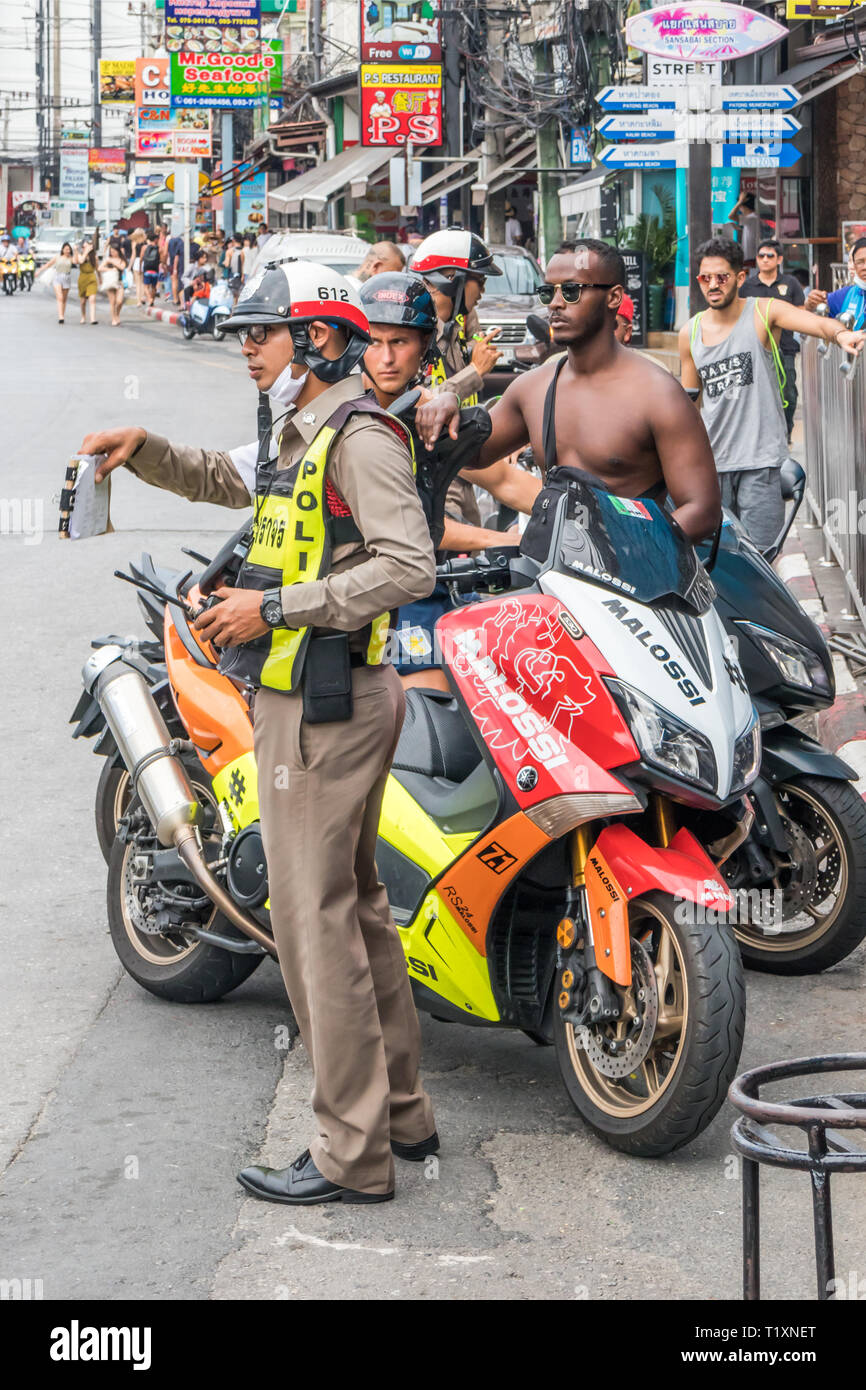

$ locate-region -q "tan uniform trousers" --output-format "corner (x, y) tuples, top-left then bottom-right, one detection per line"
(254, 662), (436, 1194)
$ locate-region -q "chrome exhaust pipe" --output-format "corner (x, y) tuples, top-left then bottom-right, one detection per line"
(83, 647), (276, 957)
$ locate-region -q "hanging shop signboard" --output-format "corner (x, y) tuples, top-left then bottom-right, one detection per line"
(360, 1), (442, 63)
(169, 46), (282, 107)
(59, 147), (90, 201)
(88, 147), (127, 174)
(360, 64), (442, 146)
(625, 4), (787, 63)
(98, 59), (136, 105)
(135, 105), (213, 158)
(165, 0), (261, 54)
(136, 56), (171, 105)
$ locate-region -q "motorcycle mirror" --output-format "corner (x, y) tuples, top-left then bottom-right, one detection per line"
(388, 387), (422, 419)
(526, 313), (550, 344)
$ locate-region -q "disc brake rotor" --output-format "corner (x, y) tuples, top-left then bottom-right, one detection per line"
(577, 936), (659, 1078)
(771, 814), (819, 918)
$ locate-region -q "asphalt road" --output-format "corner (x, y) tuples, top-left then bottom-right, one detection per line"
(2, 287), (865, 1302)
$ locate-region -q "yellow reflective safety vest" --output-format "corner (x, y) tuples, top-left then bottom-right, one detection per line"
(429, 313), (479, 406)
(219, 396), (412, 694)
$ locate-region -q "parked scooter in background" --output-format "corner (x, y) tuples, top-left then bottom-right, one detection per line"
(1, 251), (18, 294)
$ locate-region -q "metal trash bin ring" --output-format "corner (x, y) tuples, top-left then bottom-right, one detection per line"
(729, 1053), (866, 1301)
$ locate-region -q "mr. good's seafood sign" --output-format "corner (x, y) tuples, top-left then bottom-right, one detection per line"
(169, 48), (281, 108)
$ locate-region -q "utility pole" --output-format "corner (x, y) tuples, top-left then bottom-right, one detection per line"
(687, 142), (712, 316)
(444, 0), (462, 227)
(36, 0), (46, 187)
(52, 0), (62, 191)
(311, 0), (323, 83)
(481, 1), (506, 244)
(92, 0), (102, 150)
(534, 35), (561, 262)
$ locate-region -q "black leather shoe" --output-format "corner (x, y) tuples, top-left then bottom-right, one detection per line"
(391, 1131), (440, 1161)
(237, 1149), (394, 1205)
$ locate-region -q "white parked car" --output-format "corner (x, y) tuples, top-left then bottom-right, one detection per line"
(32, 225), (95, 266)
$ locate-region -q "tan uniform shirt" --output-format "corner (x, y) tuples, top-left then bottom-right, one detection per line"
(127, 373), (435, 637)
(434, 305), (483, 404)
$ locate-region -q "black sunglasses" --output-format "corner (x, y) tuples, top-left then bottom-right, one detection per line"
(239, 323), (274, 345)
(537, 281), (616, 305)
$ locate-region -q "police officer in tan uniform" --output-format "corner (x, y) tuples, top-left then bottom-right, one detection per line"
(80, 262), (439, 1205)
(412, 228), (505, 536)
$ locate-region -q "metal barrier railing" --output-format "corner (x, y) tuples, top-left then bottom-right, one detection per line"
(800, 335), (866, 625)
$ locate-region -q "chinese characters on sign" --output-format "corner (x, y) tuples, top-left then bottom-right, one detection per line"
(360, 64), (443, 146)
(360, 2), (441, 62)
(169, 47), (281, 108)
(165, 0), (261, 54)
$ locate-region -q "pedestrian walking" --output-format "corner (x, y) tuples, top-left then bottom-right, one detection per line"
(225, 235), (245, 303)
(167, 230), (185, 306)
(80, 261), (439, 1205)
(739, 238), (805, 444)
(140, 230), (161, 307)
(678, 236), (866, 549)
(242, 232), (259, 282)
(130, 228), (147, 305)
(730, 191), (761, 268)
(99, 240), (127, 326)
(76, 238), (100, 324)
(35, 240), (74, 323)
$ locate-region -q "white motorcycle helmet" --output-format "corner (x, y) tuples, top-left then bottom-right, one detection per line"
(221, 258), (372, 383)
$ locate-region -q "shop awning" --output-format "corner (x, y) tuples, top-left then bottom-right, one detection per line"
(484, 138), (537, 198)
(420, 149), (483, 202)
(125, 185), (173, 215)
(269, 145), (395, 213)
(558, 168), (607, 218)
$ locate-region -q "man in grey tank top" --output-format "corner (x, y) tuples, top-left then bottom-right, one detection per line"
(679, 237), (865, 550)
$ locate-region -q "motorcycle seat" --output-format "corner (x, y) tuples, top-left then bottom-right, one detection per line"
(393, 688), (481, 783)
(390, 690), (498, 835)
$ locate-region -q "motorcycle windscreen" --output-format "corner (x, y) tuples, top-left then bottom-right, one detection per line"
(557, 479), (715, 616)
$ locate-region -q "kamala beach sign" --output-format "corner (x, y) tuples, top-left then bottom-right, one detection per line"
(625, 4), (787, 63)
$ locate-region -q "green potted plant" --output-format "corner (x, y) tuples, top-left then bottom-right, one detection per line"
(622, 184), (678, 331)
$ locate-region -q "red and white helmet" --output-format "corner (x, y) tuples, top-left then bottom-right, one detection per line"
(222, 259), (371, 382)
(412, 228), (502, 280)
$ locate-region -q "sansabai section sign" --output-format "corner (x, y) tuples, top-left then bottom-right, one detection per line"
(625, 3), (787, 62)
(170, 46), (281, 108)
(360, 64), (442, 147)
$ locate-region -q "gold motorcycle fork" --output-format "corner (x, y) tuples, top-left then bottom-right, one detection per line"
(654, 794), (676, 848)
(570, 822), (593, 888)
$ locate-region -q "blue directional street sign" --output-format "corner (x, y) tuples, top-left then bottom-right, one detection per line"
(717, 141), (802, 169)
(599, 142), (687, 170)
(597, 85), (677, 112)
(720, 85), (800, 112)
(598, 112), (678, 142)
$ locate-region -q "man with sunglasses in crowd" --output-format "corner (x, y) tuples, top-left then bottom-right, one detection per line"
(417, 238), (722, 543)
(679, 237), (865, 549)
(739, 238), (804, 444)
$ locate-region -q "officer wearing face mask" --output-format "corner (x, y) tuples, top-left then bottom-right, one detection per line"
(79, 261), (439, 1207)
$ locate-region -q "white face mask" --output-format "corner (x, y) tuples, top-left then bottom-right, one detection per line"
(268, 363), (309, 406)
(853, 273), (866, 292)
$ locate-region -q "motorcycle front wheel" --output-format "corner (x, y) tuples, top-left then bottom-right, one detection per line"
(732, 776), (866, 974)
(181, 319), (196, 340)
(553, 892), (745, 1157)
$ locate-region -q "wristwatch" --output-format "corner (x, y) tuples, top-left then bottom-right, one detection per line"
(260, 588), (286, 630)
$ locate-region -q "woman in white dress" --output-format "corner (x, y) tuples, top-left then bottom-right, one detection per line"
(35, 241), (74, 323)
(99, 242), (128, 326)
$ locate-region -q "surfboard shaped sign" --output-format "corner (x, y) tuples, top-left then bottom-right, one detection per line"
(626, 4), (788, 63)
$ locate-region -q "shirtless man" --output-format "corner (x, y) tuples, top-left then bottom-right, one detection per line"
(417, 238), (721, 542)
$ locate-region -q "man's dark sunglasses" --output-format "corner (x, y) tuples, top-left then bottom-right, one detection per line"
(537, 281), (616, 305)
(238, 323), (274, 345)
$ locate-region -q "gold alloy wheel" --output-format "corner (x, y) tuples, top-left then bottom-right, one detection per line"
(565, 898), (689, 1118)
(119, 780), (219, 968)
(732, 782), (847, 954)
